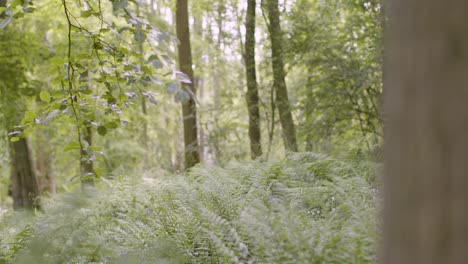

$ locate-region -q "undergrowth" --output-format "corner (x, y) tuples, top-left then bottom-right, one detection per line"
(0, 152), (379, 263)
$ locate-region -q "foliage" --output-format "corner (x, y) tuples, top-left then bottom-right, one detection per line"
(0, 0), (384, 198)
(0, 0), (383, 260)
(287, 0), (383, 153)
(0, 153), (379, 263)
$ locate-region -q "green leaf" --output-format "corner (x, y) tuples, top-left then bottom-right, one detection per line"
(141, 66), (152, 75)
(93, 42), (103, 50)
(10, 0), (22, 8)
(97, 126), (108, 136)
(64, 141), (81, 152)
(118, 26), (131, 34)
(81, 10), (93, 18)
(105, 122), (119, 129)
(90, 145), (103, 151)
(112, 0), (128, 11)
(104, 81), (112, 90)
(39, 90), (50, 103)
(22, 111), (37, 124)
(10, 137), (19, 142)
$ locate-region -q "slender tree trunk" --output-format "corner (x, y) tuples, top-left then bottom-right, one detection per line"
(193, 14), (207, 163)
(80, 126), (94, 189)
(10, 137), (40, 210)
(176, 0), (200, 169)
(212, 6), (224, 165)
(244, 0), (262, 159)
(384, 1), (468, 263)
(137, 5), (150, 170)
(266, 0), (298, 152)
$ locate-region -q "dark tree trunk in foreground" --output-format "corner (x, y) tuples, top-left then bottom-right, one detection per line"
(245, 0), (262, 159)
(10, 138), (40, 209)
(266, 0), (298, 152)
(384, 1), (468, 263)
(176, 0), (200, 169)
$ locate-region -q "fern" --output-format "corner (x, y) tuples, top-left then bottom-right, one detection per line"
(0, 152), (379, 263)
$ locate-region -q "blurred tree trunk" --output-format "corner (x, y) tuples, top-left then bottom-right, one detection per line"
(193, 13), (207, 163)
(35, 130), (55, 194)
(0, 0), (5, 17)
(137, 4), (150, 170)
(176, 0), (200, 170)
(209, 3), (225, 165)
(10, 137), (40, 210)
(244, 0), (262, 159)
(384, 0), (468, 263)
(266, 0), (298, 152)
(80, 126), (94, 189)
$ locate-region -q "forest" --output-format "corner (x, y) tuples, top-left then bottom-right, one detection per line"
(0, 0), (466, 263)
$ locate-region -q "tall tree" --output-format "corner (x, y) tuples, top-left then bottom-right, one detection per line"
(10, 137), (40, 209)
(176, 0), (200, 169)
(0, 2), (40, 209)
(244, 0), (262, 159)
(384, 1), (468, 263)
(265, 0), (298, 152)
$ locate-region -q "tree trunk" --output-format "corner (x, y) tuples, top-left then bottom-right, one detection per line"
(193, 14), (207, 163)
(384, 1), (468, 263)
(266, 0), (298, 152)
(176, 0), (200, 170)
(244, 0), (262, 159)
(2, 0), (40, 209)
(80, 126), (94, 189)
(35, 130), (56, 194)
(137, 4), (150, 170)
(0, 0), (6, 18)
(10, 137), (40, 210)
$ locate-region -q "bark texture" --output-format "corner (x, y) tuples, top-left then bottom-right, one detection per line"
(176, 0), (200, 169)
(245, 0), (262, 159)
(266, 0), (298, 152)
(384, 1), (468, 263)
(10, 137), (40, 209)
